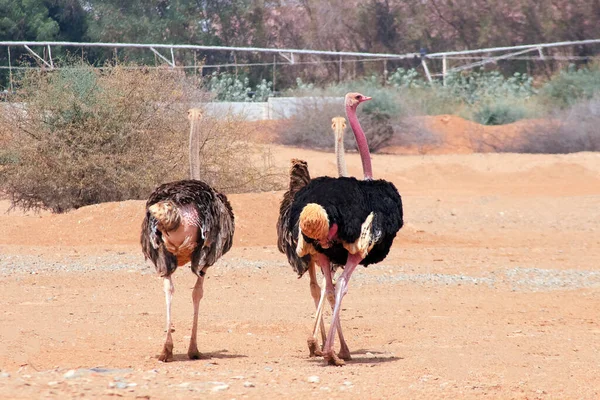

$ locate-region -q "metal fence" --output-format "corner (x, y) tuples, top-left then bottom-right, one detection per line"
(1, 38), (599, 89)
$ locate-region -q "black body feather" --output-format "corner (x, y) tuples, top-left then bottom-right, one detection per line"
(289, 176), (403, 266)
(141, 180), (235, 277)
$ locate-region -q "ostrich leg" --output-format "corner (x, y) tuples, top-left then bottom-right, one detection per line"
(188, 274), (205, 359)
(317, 254), (352, 364)
(159, 276), (175, 362)
(307, 261), (327, 357)
(322, 253), (362, 366)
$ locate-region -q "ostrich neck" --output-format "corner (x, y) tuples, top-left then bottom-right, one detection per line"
(189, 119), (201, 180)
(345, 105), (373, 179)
(334, 129), (348, 177)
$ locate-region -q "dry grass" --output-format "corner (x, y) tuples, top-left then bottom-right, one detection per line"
(0, 63), (283, 213)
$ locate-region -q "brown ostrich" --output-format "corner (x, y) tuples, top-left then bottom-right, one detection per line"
(140, 109), (234, 362)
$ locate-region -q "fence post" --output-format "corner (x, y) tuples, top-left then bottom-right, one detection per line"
(273, 55), (277, 94)
(442, 55), (447, 86)
(421, 58), (432, 82)
(7, 46), (13, 92)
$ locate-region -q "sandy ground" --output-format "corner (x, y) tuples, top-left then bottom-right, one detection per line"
(1, 138), (600, 398)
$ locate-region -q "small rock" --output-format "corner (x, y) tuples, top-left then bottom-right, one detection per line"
(47, 381), (60, 386)
(211, 384), (229, 392)
(264, 367), (273, 372)
(307, 376), (320, 384)
(109, 381), (128, 389)
(63, 370), (80, 379)
(343, 380), (353, 386)
(0, 372), (10, 378)
(365, 352), (374, 357)
(244, 381), (255, 388)
(178, 382), (192, 388)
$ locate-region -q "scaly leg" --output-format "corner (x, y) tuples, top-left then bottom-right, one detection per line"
(159, 276), (175, 362)
(188, 274), (205, 359)
(307, 261), (327, 357)
(322, 253), (363, 366)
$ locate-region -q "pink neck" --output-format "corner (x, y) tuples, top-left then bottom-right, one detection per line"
(346, 104), (373, 179)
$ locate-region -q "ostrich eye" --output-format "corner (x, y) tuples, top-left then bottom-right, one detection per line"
(355, 95), (361, 100)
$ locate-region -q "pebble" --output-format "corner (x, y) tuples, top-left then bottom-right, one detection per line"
(211, 384), (230, 392)
(109, 381), (129, 389)
(307, 376), (320, 384)
(264, 367), (273, 372)
(343, 380), (353, 386)
(63, 370), (80, 379)
(47, 381), (60, 386)
(244, 381), (255, 388)
(0, 372), (10, 378)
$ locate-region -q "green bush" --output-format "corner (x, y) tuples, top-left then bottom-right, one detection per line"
(539, 64), (600, 109)
(472, 97), (530, 126)
(206, 72), (273, 102)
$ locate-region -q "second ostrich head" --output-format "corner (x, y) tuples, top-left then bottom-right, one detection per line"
(331, 116), (348, 177)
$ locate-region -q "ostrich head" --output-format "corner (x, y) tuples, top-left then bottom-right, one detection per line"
(299, 203), (330, 245)
(344, 92), (372, 109)
(187, 108), (203, 122)
(331, 116), (347, 141)
(148, 200), (181, 232)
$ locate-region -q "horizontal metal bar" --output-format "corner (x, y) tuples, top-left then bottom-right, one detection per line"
(0, 41), (420, 59)
(427, 38), (600, 58)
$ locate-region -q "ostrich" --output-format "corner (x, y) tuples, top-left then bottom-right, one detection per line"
(331, 116), (348, 177)
(276, 117), (352, 358)
(140, 109), (235, 362)
(288, 92), (404, 366)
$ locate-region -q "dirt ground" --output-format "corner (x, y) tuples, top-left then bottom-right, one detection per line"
(1, 123), (600, 398)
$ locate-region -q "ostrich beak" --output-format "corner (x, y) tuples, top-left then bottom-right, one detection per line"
(361, 96), (372, 102)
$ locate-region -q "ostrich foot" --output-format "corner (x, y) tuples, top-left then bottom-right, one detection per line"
(187, 345), (204, 360)
(158, 343), (173, 362)
(307, 337), (323, 357)
(324, 351), (345, 366)
(338, 349), (352, 361)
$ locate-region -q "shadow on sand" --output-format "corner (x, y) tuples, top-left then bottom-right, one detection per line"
(160, 349), (247, 362)
(307, 348), (403, 366)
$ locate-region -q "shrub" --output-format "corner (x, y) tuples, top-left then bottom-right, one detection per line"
(506, 95), (600, 153)
(206, 72), (273, 102)
(0, 62), (282, 213)
(472, 97), (530, 126)
(539, 64), (600, 109)
(278, 95), (395, 153)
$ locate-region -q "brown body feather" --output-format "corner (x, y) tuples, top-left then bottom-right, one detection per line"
(141, 180), (235, 277)
(276, 159), (312, 276)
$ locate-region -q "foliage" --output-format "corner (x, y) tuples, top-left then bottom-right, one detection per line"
(0, 62), (281, 213)
(206, 72), (273, 102)
(539, 64), (600, 109)
(506, 96), (600, 153)
(472, 98), (531, 126)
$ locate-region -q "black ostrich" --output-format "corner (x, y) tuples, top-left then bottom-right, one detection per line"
(276, 116), (351, 358)
(284, 93), (404, 366)
(141, 110), (235, 362)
